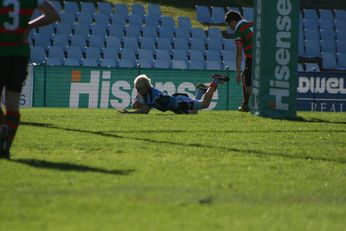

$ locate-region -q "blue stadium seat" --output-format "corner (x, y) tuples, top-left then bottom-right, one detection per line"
(114, 4), (128, 18)
(142, 25), (158, 39)
(88, 34), (105, 48)
(94, 13), (110, 25)
(66, 46), (83, 64)
(34, 33), (52, 49)
(322, 52), (338, 70)
(102, 47), (119, 60)
(304, 29), (319, 41)
(174, 27), (190, 40)
(335, 20), (346, 32)
(242, 7), (254, 21)
(160, 16), (175, 28)
(110, 14), (126, 27)
(173, 38), (189, 51)
(37, 23), (55, 36)
(118, 59), (136, 68)
(320, 40), (336, 53)
(60, 11), (76, 24)
(131, 3), (146, 18)
(178, 16), (192, 29)
(155, 49), (171, 63)
(337, 40), (346, 53)
(207, 38), (222, 53)
(90, 24), (108, 36)
(128, 14), (144, 27)
(64, 1), (80, 16)
(80, 2), (95, 14)
(334, 9), (346, 21)
(190, 38), (205, 51)
(207, 27), (223, 41)
(188, 60), (204, 70)
(303, 9), (318, 22)
(336, 30), (346, 41)
(85, 47), (101, 63)
(172, 60), (188, 69)
(119, 48), (136, 63)
(173, 49), (189, 62)
(123, 37), (139, 51)
(319, 9), (334, 21)
(77, 12), (93, 25)
(144, 14), (161, 28)
(153, 60), (170, 69)
(138, 49), (154, 61)
(108, 25), (125, 38)
(206, 60), (222, 70)
(148, 3), (162, 16)
(101, 59), (117, 68)
(64, 58), (80, 66)
(304, 62), (320, 72)
(222, 52), (235, 63)
(191, 28), (207, 43)
(337, 53), (346, 70)
(47, 46), (65, 60)
(125, 25), (141, 41)
(30, 46), (46, 64)
(211, 6), (225, 24)
(73, 23), (90, 39)
(70, 35), (87, 51)
(156, 38), (173, 54)
(195, 5), (212, 24)
(297, 63), (305, 72)
(320, 29), (336, 41)
(158, 26), (174, 41)
(98, 2), (113, 15)
(303, 18), (319, 32)
(223, 39), (235, 51)
(223, 60), (236, 70)
(56, 23), (72, 35)
(137, 59), (153, 68)
(105, 36), (121, 50)
(82, 58), (99, 67)
(46, 57), (63, 66)
(189, 50), (205, 63)
(305, 40), (320, 57)
(140, 37), (156, 53)
(319, 18), (334, 31)
(206, 50), (221, 63)
(52, 34), (69, 47)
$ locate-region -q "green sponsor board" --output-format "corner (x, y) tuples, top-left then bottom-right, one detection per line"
(252, 0), (299, 118)
(33, 67), (243, 110)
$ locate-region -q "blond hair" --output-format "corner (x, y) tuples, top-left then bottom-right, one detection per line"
(134, 74), (152, 88)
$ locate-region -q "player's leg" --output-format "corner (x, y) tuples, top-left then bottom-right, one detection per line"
(239, 58), (252, 112)
(198, 74), (229, 109)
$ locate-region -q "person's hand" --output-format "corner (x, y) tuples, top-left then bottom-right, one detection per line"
(236, 71), (241, 86)
(117, 109), (128, 113)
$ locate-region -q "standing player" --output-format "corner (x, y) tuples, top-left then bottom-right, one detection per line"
(118, 73), (229, 114)
(0, 0), (59, 159)
(225, 10), (253, 112)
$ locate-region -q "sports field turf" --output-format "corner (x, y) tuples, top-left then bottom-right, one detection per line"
(0, 109), (345, 231)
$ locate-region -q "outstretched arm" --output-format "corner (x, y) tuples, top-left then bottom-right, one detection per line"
(118, 105), (151, 114)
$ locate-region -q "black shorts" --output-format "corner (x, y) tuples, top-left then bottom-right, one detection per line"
(243, 58), (252, 87)
(0, 56), (28, 93)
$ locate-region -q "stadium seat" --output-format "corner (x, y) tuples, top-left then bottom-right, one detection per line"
(82, 58), (99, 67)
(320, 40), (336, 54)
(319, 9), (334, 21)
(242, 7), (254, 21)
(148, 3), (162, 16)
(73, 23), (90, 39)
(118, 59), (136, 68)
(128, 14), (144, 27)
(302, 18), (319, 32)
(108, 25), (125, 38)
(85, 47), (101, 62)
(102, 47), (119, 60)
(189, 50), (205, 63)
(336, 30), (346, 41)
(144, 14), (161, 28)
(188, 60), (204, 70)
(90, 24), (108, 36)
(123, 37), (139, 51)
(156, 38), (173, 54)
(172, 60), (188, 69)
(137, 59), (153, 68)
(52, 34), (69, 48)
(155, 49), (171, 63)
(55, 23), (72, 36)
(304, 29), (319, 41)
(138, 49), (154, 62)
(88, 34), (105, 48)
(174, 27), (190, 40)
(131, 3), (146, 18)
(34, 33), (52, 49)
(64, 1), (80, 16)
(101, 59), (117, 68)
(114, 4), (129, 18)
(45, 57), (62, 66)
(80, 2), (95, 14)
(305, 40), (321, 57)
(140, 37), (156, 53)
(320, 29), (336, 42)
(153, 60), (170, 69)
(319, 18), (334, 32)
(297, 63), (305, 72)
(178, 16), (192, 29)
(337, 53), (346, 70)
(66, 46), (83, 64)
(207, 38), (223, 53)
(303, 9), (318, 22)
(304, 62), (320, 72)
(207, 27), (223, 41)
(173, 38), (189, 51)
(47, 46), (65, 60)
(206, 60), (222, 70)
(206, 50), (222, 63)
(142, 25), (158, 39)
(223, 39), (235, 51)
(158, 26), (174, 41)
(337, 40), (346, 53)
(37, 23), (55, 36)
(125, 25), (142, 41)
(105, 36), (121, 51)
(160, 16), (176, 28)
(98, 2), (113, 15)
(190, 38), (205, 51)
(322, 52), (338, 70)
(191, 28), (207, 43)
(94, 13), (110, 25)
(64, 58), (80, 66)
(334, 9), (346, 21)
(77, 12), (93, 25)
(195, 5), (212, 24)
(173, 49), (189, 62)
(30, 46), (46, 64)
(222, 52), (235, 63)
(211, 6), (225, 24)
(335, 21), (346, 32)
(70, 35), (87, 51)
(60, 11), (76, 24)
(223, 60), (236, 70)
(119, 49), (136, 63)
(110, 14), (126, 27)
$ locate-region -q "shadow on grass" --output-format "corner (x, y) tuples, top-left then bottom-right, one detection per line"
(290, 116), (346, 125)
(21, 121), (346, 165)
(11, 158), (135, 176)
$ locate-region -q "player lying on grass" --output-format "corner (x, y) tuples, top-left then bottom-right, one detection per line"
(118, 73), (229, 114)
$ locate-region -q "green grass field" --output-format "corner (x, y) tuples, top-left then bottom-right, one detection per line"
(0, 109), (345, 231)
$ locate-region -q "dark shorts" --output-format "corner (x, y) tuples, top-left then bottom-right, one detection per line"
(0, 56), (28, 93)
(243, 58), (252, 87)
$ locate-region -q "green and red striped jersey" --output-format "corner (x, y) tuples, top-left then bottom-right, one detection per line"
(234, 19), (254, 58)
(0, 0), (44, 56)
